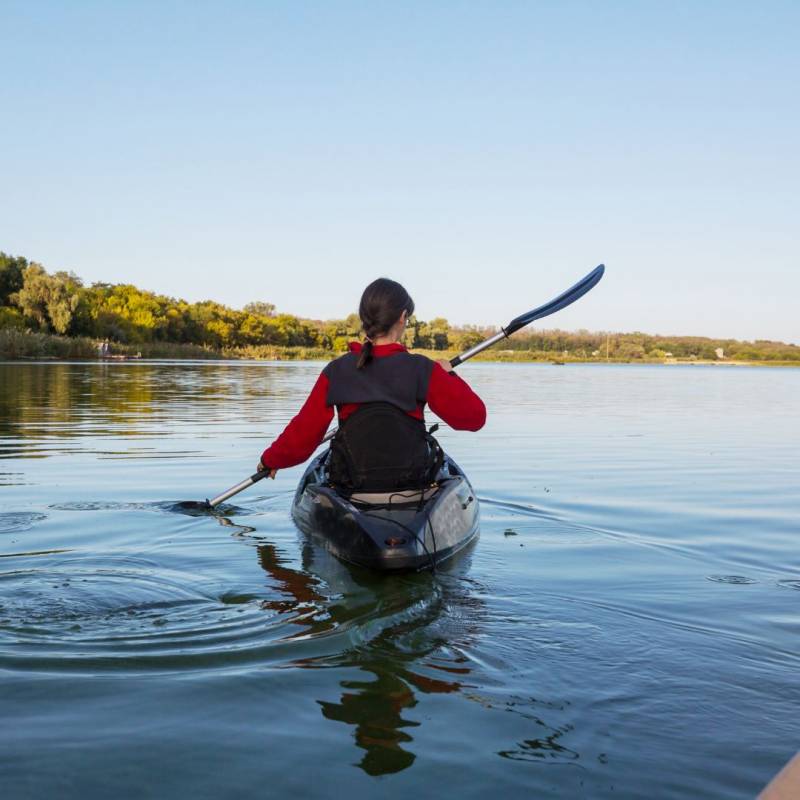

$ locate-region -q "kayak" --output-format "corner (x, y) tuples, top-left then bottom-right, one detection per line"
(291, 450), (480, 572)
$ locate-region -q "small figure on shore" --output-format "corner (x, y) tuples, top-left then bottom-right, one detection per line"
(102, 339), (110, 357)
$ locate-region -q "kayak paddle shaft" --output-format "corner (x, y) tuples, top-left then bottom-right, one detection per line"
(205, 427), (337, 508)
(207, 471), (267, 508)
(449, 331), (507, 368)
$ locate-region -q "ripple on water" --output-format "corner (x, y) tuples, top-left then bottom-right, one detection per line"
(0, 550), (455, 676)
(706, 575), (758, 585)
(777, 579), (800, 591)
(0, 513), (48, 534)
(0, 558), (311, 673)
(48, 500), (255, 518)
(48, 501), (151, 512)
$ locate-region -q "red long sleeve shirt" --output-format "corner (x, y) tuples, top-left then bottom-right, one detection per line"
(260, 342), (486, 470)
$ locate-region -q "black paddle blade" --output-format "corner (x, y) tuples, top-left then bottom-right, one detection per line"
(170, 500), (215, 516)
(503, 264), (605, 336)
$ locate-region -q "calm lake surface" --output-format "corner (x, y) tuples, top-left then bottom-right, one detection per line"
(1, 361), (799, 798)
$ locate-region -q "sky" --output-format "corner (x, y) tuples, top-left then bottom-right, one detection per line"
(1, 1), (798, 343)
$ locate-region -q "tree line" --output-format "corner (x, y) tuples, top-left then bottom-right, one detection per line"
(1, 251), (798, 361)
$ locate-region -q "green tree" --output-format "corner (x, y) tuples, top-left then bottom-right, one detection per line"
(616, 341), (646, 359)
(344, 313), (362, 337)
(428, 317), (450, 350)
(453, 330), (483, 351)
(0, 252), (27, 305)
(238, 313), (268, 345)
(13, 264), (82, 334)
(0, 306), (25, 330)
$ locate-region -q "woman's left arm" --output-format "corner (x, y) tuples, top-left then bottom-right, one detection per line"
(259, 372), (335, 472)
(427, 361), (487, 431)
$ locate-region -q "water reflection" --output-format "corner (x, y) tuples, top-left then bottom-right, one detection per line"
(256, 541), (326, 618)
(316, 602), (475, 777)
(319, 668), (420, 774)
(0, 361), (314, 458)
(250, 525), (482, 775)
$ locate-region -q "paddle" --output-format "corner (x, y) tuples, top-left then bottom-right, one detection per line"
(200, 428), (337, 509)
(197, 263), (605, 509)
(449, 263), (605, 366)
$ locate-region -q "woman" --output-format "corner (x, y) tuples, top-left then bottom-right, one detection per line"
(258, 278), (486, 491)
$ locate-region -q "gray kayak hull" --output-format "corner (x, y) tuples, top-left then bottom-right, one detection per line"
(291, 451), (480, 571)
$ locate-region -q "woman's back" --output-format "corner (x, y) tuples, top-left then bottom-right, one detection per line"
(324, 343), (431, 413)
(258, 279), (485, 488)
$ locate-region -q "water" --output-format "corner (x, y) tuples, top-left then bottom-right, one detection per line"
(1, 361), (799, 798)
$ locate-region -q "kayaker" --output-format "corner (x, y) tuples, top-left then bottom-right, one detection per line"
(257, 278), (486, 492)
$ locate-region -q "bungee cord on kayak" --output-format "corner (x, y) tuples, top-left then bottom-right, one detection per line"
(359, 493), (441, 572)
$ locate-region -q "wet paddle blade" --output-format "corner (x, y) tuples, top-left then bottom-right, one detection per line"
(170, 500), (215, 516)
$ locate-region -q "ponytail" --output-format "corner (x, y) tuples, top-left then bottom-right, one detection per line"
(357, 339), (374, 369)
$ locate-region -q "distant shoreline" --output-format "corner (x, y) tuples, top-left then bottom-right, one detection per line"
(1, 333), (797, 368)
(3, 253), (798, 365)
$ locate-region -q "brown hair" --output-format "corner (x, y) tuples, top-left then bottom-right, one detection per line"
(357, 278), (415, 369)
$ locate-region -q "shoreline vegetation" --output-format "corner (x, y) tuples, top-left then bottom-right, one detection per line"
(2, 251), (798, 366)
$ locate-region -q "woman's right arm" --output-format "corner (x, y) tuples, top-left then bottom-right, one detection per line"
(259, 372), (335, 470)
(427, 361), (486, 431)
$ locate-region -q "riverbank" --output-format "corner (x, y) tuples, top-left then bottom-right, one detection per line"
(0, 329), (219, 360)
(2, 329), (798, 366)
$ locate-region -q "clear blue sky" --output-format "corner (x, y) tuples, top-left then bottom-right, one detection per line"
(1, 1), (798, 343)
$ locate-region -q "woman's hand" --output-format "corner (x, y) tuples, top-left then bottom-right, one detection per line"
(256, 460), (278, 479)
(436, 359), (454, 373)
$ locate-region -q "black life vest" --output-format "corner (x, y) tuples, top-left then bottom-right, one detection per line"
(322, 350), (441, 493)
(323, 350), (433, 409)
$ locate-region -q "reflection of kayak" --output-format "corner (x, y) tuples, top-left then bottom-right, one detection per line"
(291, 450), (480, 572)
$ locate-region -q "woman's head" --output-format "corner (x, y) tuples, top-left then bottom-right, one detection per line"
(357, 278), (414, 368)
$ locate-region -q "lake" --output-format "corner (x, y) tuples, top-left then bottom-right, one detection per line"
(1, 361), (799, 798)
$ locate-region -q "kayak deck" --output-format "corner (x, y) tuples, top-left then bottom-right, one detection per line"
(291, 451), (480, 572)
